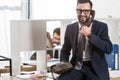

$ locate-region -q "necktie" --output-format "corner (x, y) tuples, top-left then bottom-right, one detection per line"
(75, 32), (85, 70)
(83, 37), (90, 61)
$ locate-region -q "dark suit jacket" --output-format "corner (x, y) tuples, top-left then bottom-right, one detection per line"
(60, 20), (113, 80)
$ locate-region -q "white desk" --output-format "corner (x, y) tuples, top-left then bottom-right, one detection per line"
(110, 70), (120, 79)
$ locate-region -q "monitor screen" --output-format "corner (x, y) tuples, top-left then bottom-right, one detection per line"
(10, 20), (46, 51)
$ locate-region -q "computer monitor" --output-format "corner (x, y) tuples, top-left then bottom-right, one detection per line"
(10, 20), (46, 51)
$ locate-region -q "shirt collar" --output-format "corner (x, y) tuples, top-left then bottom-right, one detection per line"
(78, 22), (82, 30)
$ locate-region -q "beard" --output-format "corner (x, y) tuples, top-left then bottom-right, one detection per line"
(78, 15), (90, 25)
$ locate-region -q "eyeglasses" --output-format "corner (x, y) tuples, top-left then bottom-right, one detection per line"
(76, 9), (91, 14)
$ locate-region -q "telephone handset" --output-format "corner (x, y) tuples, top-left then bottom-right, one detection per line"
(83, 10), (95, 27)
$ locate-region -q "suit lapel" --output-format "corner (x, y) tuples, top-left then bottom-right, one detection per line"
(91, 20), (97, 34)
(73, 22), (79, 55)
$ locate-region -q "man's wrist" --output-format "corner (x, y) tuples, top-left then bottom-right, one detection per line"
(88, 34), (93, 38)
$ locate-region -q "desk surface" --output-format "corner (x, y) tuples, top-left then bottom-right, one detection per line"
(110, 70), (120, 80)
(0, 76), (120, 80)
(110, 77), (120, 80)
(0, 76), (52, 80)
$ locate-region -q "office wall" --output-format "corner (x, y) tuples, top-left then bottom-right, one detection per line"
(31, 0), (120, 19)
(92, 0), (120, 18)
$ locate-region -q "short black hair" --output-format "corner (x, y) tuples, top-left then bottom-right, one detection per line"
(53, 28), (60, 35)
(77, 0), (93, 9)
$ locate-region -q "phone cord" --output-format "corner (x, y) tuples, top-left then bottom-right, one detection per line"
(51, 71), (56, 80)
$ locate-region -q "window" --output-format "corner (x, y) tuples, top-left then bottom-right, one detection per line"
(0, 0), (28, 57)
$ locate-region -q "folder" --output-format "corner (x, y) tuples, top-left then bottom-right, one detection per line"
(105, 44), (119, 70)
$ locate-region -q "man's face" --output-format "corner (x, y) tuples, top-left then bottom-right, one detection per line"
(76, 2), (91, 25)
(53, 33), (60, 45)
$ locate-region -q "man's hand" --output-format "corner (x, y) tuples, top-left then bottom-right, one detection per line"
(80, 23), (92, 37)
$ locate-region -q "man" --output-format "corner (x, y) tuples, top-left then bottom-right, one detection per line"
(47, 27), (61, 59)
(52, 27), (61, 46)
(58, 0), (113, 80)
(30, 28), (61, 60)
